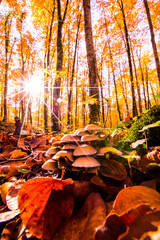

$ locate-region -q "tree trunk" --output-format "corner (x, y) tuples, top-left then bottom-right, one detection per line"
(68, 11), (81, 127)
(145, 65), (151, 109)
(118, 0), (138, 117)
(3, 14), (13, 122)
(119, 64), (129, 116)
(138, 56), (147, 110)
(44, 1), (55, 133)
(143, 0), (160, 87)
(52, 0), (69, 132)
(83, 0), (100, 123)
(104, 19), (122, 121)
(130, 39), (142, 114)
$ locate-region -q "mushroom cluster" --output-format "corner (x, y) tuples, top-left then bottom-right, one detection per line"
(42, 124), (127, 181)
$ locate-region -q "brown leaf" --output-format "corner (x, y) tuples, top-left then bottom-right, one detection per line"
(94, 204), (152, 240)
(112, 186), (160, 215)
(18, 177), (74, 239)
(118, 210), (160, 240)
(99, 159), (127, 181)
(54, 192), (106, 240)
(1, 219), (18, 240)
(90, 175), (122, 196)
(9, 150), (27, 159)
(73, 181), (95, 203)
(141, 149), (160, 172)
(139, 226), (160, 240)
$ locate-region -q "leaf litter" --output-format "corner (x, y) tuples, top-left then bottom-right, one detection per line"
(0, 125), (160, 239)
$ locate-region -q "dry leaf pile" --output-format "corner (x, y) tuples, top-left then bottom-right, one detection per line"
(0, 124), (160, 240)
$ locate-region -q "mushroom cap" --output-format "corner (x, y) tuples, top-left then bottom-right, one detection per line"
(52, 150), (74, 162)
(45, 147), (59, 157)
(52, 141), (63, 147)
(42, 159), (58, 171)
(61, 134), (81, 143)
(97, 147), (123, 156)
(74, 129), (88, 136)
(72, 156), (100, 168)
(81, 134), (100, 142)
(62, 143), (77, 150)
(84, 124), (103, 131)
(73, 144), (97, 156)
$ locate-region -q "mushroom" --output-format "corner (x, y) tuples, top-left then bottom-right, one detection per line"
(81, 135), (100, 142)
(97, 147), (123, 157)
(52, 150), (74, 162)
(62, 143), (77, 150)
(72, 156), (101, 168)
(73, 144), (97, 156)
(61, 134), (81, 143)
(52, 141), (63, 147)
(74, 129), (88, 137)
(42, 159), (58, 171)
(45, 147), (60, 157)
(84, 124), (103, 131)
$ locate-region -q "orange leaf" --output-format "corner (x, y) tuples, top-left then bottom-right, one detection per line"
(10, 150), (27, 159)
(54, 192), (106, 240)
(94, 204), (153, 240)
(112, 186), (160, 215)
(18, 178), (74, 239)
(118, 210), (160, 240)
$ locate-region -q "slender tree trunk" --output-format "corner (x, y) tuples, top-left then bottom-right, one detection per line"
(82, 83), (86, 127)
(83, 0), (100, 123)
(44, 1), (55, 133)
(52, 0), (69, 131)
(130, 39), (142, 114)
(137, 54), (147, 110)
(143, 0), (160, 87)
(3, 14), (14, 122)
(117, 0), (138, 117)
(104, 20), (122, 121)
(75, 43), (79, 129)
(119, 64), (129, 116)
(145, 65), (151, 109)
(68, 11), (81, 127)
(149, 81), (156, 103)
(99, 54), (105, 124)
(3, 15), (9, 122)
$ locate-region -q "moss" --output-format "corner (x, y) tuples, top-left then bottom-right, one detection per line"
(123, 105), (160, 144)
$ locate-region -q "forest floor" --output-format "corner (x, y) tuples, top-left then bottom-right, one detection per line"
(0, 120), (160, 240)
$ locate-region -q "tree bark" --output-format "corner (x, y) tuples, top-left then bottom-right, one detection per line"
(104, 19), (122, 121)
(83, 0), (100, 123)
(3, 14), (13, 122)
(117, 0), (138, 117)
(143, 0), (160, 87)
(68, 11), (81, 127)
(52, 0), (69, 132)
(44, 1), (55, 133)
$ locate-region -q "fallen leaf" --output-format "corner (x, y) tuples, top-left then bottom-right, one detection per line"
(141, 149), (160, 172)
(1, 219), (18, 240)
(9, 150), (27, 159)
(140, 225), (160, 240)
(112, 186), (160, 215)
(118, 210), (160, 240)
(53, 192), (106, 240)
(0, 210), (19, 223)
(94, 204), (152, 240)
(18, 177), (74, 239)
(99, 159), (127, 181)
(90, 175), (122, 196)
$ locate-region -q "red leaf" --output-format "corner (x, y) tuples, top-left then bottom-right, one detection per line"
(18, 177), (74, 239)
